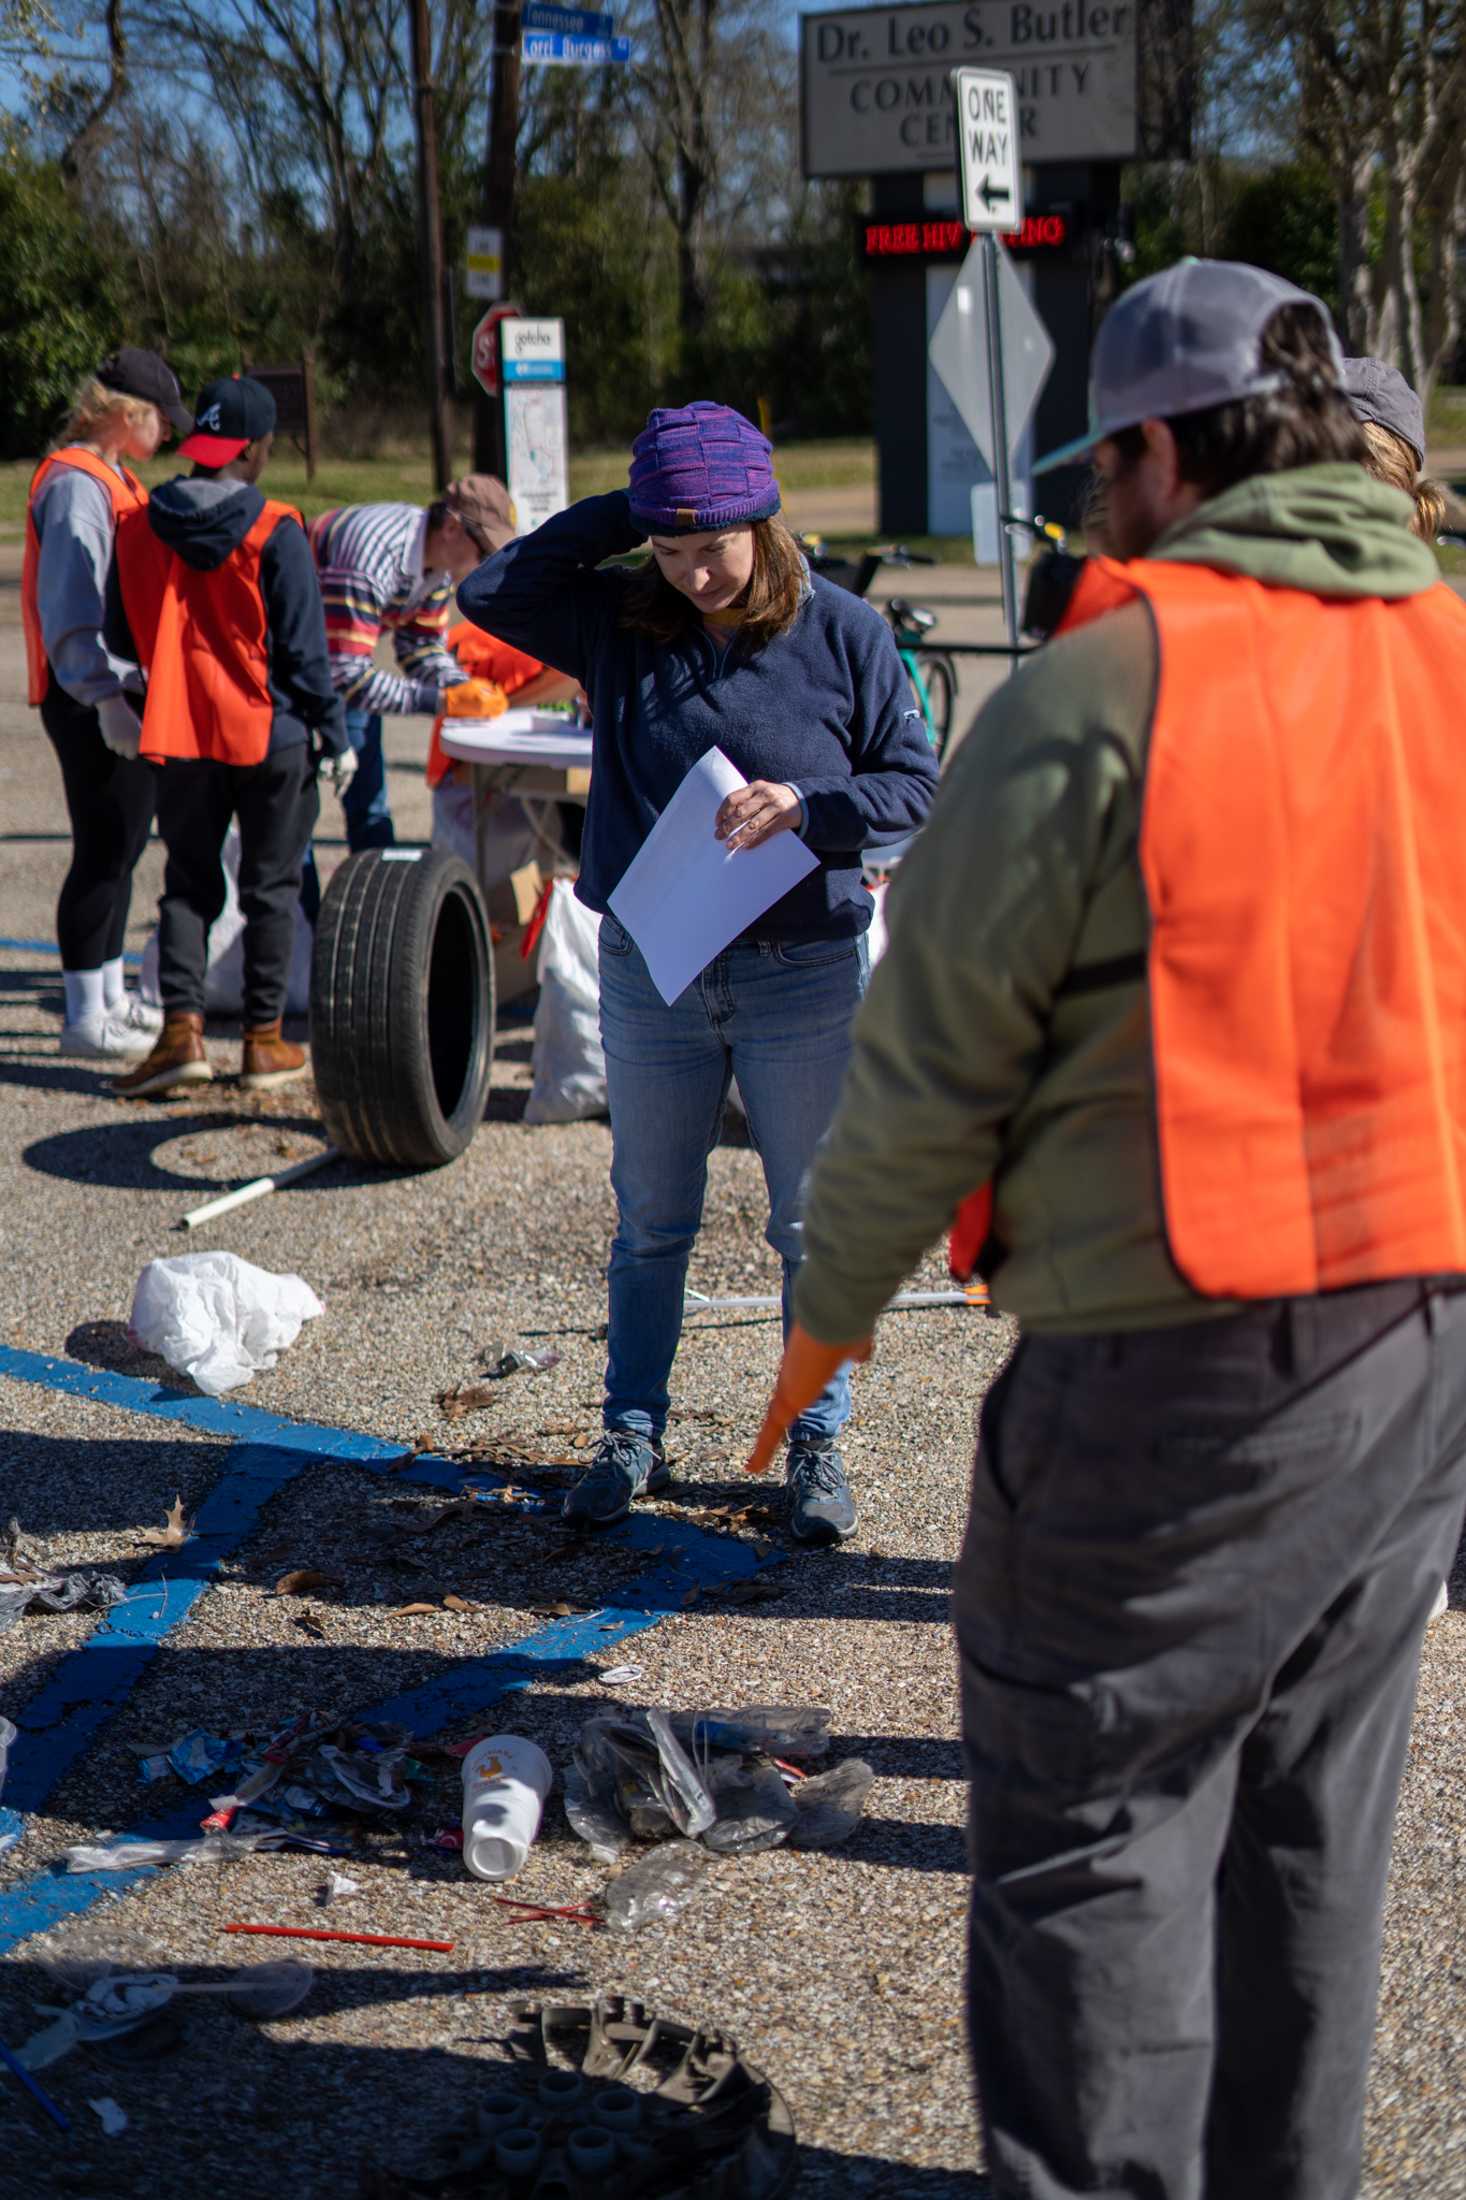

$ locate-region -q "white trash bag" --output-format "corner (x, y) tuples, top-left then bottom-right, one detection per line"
(129, 1252), (323, 1397)
(523, 881), (607, 1126)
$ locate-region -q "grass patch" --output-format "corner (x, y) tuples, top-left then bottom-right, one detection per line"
(0, 436), (878, 533)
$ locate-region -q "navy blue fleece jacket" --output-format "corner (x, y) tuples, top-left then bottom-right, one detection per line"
(457, 492), (939, 939)
(107, 477), (347, 758)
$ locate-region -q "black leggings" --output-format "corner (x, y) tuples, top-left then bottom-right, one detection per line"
(40, 678), (156, 970)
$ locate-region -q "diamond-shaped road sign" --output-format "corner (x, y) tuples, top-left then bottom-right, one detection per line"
(928, 237), (1054, 473)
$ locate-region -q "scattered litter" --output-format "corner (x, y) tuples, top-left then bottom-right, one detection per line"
(64, 1831), (339, 1872)
(87, 2097), (128, 2136)
(128, 1250), (323, 1395)
(21, 1962), (312, 2072)
(492, 1893), (602, 1928)
(462, 1736), (553, 1883)
(135, 1715), (424, 1831)
(565, 1704), (867, 1870)
(787, 1758), (877, 1849)
(0, 2035), (69, 2130)
(0, 1525), (126, 1633)
(603, 1839), (710, 1931)
(274, 1569), (342, 1597)
(599, 1664), (644, 1686)
(222, 1924), (454, 1952)
(317, 1872), (361, 1907)
(484, 1346), (562, 1381)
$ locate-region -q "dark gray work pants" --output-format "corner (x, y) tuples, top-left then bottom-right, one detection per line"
(956, 1279), (1466, 2200)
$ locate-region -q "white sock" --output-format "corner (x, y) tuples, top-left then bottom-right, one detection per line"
(62, 968), (107, 1027)
(102, 956), (125, 1008)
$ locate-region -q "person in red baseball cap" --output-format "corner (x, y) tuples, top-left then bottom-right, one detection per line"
(109, 375), (351, 1097)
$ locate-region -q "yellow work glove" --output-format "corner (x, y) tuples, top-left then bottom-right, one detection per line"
(745, 1321), (872, 1476)
(442, 678), (508, 718)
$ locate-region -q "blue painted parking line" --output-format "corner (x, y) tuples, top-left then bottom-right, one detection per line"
(0, 1343), (778, 1951)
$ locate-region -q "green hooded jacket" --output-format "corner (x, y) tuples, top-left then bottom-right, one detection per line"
(793, 465), (1443, 1344)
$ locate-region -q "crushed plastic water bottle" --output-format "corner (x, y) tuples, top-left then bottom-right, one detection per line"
(700, 1758), (797, 1856)
(562, 1762), (630, 1865)
(603, 1839), (710, 1931)
(787, 1758), (877, 1849)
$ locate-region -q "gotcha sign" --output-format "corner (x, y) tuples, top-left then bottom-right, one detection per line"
(800, 0), (1138, 172)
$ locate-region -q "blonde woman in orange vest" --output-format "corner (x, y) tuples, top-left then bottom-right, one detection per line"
(21, 348), (192, 1059)
(108, 375), (351, 1098)
(751, 263), (1466, 2200)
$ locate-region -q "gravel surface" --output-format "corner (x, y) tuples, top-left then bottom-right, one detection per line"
(1, 546), (1464, 2198)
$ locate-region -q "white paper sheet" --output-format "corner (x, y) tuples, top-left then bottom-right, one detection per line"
(608, 746), (819, 1005)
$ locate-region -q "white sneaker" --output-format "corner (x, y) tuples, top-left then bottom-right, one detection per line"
(116, 993), (164, 1037)
(1428, 1581), (1450, 1625)
(58, 1009), (154, 1061)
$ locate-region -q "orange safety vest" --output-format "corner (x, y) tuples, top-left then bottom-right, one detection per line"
(21, 448), (147, 706)
(114, 498), (303, 768)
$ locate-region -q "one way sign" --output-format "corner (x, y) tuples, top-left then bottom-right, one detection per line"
(952, 68), (1024, 234)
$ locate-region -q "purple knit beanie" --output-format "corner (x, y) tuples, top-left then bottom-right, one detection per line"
(627, 400), (781, 532)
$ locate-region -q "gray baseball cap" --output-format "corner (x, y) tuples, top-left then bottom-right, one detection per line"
(1033, 258), (1345, 475)
(1342, 356), (1425, 468)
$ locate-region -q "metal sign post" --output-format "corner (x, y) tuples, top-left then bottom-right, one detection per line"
(951, 66), (1025, 669)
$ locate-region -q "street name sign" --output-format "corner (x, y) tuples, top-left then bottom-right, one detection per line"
(523, 2), (614, 33)
(952, 68), (1023, 232)
(523, 29), (631, 63)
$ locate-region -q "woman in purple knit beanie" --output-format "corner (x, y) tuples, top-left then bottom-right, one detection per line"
(454, 400), (938, 1545)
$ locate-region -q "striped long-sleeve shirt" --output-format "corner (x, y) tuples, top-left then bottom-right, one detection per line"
(309, 502), (468, 716)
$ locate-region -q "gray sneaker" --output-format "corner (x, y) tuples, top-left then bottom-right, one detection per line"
(563, 1430), (670, 1527)
(786, 1438), (856, 1545)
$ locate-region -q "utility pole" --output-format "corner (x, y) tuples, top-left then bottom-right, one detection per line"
(409, 0), (453, 490)
(476, 0), (523, 474)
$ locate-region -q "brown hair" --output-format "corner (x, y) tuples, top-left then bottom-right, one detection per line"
(618, 514), (807, 649)
(1108, 303), (1367, 499)
(1359, 419), (1447, 542)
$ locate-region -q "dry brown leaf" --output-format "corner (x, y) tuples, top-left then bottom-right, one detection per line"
(394, 1601), (441, 1617)
(532, 1600), (577, 1618)
(135, 1494), (191, 1549)
(441, 1593), (472, 1612)
(680, 1587), (702, 1609)
(437, 1382), (499, 1422)
(275, 1569), (343, 1598)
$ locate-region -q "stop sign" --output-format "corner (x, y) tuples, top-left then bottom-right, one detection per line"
(471, 304), (520, 398)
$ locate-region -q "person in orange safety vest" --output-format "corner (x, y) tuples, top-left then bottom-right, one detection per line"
(749, 261), (1466, 2200)
(107, 375), (349, 1098)
(21, 348), (192, 1061)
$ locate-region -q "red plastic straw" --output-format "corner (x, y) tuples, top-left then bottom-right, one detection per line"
(222, 1923), (454, 1951)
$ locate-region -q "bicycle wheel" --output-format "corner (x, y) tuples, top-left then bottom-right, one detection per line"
(917, 650), (957, 758)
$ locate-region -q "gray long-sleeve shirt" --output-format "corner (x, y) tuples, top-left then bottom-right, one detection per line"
(31, 465), (143, 709)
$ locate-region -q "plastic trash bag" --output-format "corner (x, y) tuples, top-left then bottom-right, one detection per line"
(603, 1839), (709, 1931)
(788, 1758), (876, 1849)
(140, 824), (313, 1017)
(699, 1758), (798, 1856)
(128, 1251), (323, 1395)
(667, 1706), (832, 1761)
(524, 880), (607, 1126)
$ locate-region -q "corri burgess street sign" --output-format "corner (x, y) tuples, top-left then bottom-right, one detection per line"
(952, 68), (1024, 232)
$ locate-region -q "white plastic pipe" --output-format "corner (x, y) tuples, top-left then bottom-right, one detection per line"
(683, 1285), (987, 1314)
(181, 1147), (338, 1230)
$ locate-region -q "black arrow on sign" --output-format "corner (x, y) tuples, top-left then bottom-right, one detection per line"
(980, 176), (1012, 207)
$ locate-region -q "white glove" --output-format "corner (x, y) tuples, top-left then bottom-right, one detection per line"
(324, 746), (359, 796)
(97, 695), (142, 760)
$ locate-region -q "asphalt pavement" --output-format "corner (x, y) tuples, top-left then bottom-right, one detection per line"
(0, 536), (1463, 2198)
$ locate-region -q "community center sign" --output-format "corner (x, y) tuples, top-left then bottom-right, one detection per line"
(800, 0), (1139, 172)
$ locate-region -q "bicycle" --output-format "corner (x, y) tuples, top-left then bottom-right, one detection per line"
(802, 539), (959, 756)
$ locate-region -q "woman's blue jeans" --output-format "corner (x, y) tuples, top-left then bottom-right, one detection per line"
(597, 914), (869, 1445)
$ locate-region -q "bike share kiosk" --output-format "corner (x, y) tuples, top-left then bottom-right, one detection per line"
(797, 0), (1193, 537)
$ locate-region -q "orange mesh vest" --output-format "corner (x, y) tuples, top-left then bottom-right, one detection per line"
(22, 449), (147, 706)
(1050, 553), (1466, 1298)
(114, 499), (302, 767)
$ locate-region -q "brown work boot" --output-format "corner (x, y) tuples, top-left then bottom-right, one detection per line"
(113, 1012), (213, 1098)
(240, 1021), (308, 1092)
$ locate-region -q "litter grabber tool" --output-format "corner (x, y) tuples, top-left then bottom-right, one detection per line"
(744, 1322), (871, 1477)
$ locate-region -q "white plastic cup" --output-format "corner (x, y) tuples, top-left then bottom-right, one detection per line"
(460, 1735), (553, 1882)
